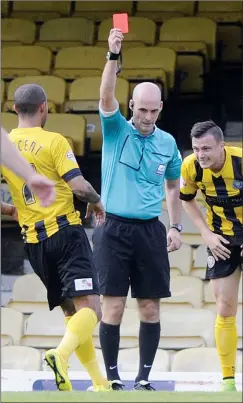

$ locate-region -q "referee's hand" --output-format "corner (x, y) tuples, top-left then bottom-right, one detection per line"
(108, 28), (124, 54)
(167, 228), (182, 252)
(85, 200), (106, 227)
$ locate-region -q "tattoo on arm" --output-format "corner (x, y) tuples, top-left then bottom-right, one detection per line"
(73, 181), (100, 204)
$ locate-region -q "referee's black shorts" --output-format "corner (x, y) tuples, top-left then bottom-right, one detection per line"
(25, 225), (99, 310)
(92, 213), (171, 299)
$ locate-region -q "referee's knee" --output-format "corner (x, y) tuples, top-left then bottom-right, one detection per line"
(137, 298), (160, 323)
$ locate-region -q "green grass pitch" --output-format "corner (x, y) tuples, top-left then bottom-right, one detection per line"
(2, 391), (242, 402)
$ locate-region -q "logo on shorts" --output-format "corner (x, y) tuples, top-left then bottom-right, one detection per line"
(233, 180), (243, 190)
(155, 164), (166, 176)
(74, 278), (93, 291)
(207, 255), (215, 269)
(66, 151), (77, 162)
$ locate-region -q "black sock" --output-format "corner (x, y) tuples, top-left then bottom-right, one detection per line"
(135, 321), (161, 383)
(99, 321), (121, 381)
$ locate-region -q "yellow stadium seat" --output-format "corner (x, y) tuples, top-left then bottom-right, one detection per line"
(2, 46), (52, 79)
(197, 1), (242, 23)
(66, 76), (129, 117)
(172, 347), (243, 373)
(1, 1), (9, 16)
(7, 273), (48, 315)
(159, 17), (217, 61)
(44, 113), (86, 156)
(37, 18), (95, 52)
(218, 25), (242, 63)
(1, 79), (5, 104)
(159, 308), (215, 349)
(161, 276), (203, 310)
(225, 141), (242, 148)
(73, 1), (133, 21)
(1, 307), (24, 346)
(2, 19), (36, 46)
(21, 307), (64, 348)
(168, 244), (193, 277)
(97, 17), (156, 48)
(181, 208), (205, 245)
(157, 39), (209, 93)
(4, 76), (67, 114)
(1, 112), (18, 132)
(2, 346), (42, 370)
(118, 348), (170, 372)
(120, 47), (176, 99)
(192, 244), (207, 279)
(135, 1), (195, 22)
(93, 309), (139, 348)
(53, 47), (106, 80)
(64, 77), (129, 152)
(11, 1), (71, 22)
(203, 276), (242, 312)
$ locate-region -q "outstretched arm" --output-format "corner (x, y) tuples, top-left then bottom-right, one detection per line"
(100, 28), (123, 112)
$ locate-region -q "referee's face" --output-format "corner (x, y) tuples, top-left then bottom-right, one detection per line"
(131, 99), (162, 135)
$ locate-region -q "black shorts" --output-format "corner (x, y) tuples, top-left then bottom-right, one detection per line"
(92, 213), (171, 299)
(206, 235), (243, 280)
(25, 225), (99, 310)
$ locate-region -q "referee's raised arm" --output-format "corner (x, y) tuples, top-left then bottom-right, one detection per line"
(100, 29), (124, 112)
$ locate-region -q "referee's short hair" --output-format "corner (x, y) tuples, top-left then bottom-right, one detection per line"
(14, 84), (47, 116)
(190, 120), (224, 142)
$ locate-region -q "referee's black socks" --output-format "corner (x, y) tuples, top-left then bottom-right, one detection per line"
(99, 321), (121, 381)
(135, 321), (161, 383)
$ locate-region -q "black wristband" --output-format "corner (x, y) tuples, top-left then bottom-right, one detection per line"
(106, 51), (120, 61)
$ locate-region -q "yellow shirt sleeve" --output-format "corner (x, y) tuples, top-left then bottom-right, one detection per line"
(180, 159), (198, 200)
(50, 135), (82, 182)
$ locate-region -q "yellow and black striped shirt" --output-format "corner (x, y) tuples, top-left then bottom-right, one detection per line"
(2, 127), (82, 243)
(180, 146), (243, 237)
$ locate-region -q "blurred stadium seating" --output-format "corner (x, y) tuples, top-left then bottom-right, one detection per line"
(1, 0), (242, 374)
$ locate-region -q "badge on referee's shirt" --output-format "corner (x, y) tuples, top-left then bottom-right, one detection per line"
(155, 164), (166, 175)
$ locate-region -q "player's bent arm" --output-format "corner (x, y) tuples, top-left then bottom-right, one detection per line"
(100, 60), (119, 112)
(1, 126), (34, 182)
(67, 175), (100, 204)
(182, 199), (211, 238)
(165, 178), (182, 225)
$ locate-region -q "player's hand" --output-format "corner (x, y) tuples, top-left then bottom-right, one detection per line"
(204, 232), (231, 261)
(108, 28), (124, 54)
(241, 244), (243, 257)
(85, 200), (106, 227)
(167, 228), (182, 252)
(27, 173), (56, 207)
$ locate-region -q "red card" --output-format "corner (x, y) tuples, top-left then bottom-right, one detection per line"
(113, 13), (129, 33)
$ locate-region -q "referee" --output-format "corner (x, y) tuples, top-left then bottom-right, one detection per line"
(93, 29), (183, 391)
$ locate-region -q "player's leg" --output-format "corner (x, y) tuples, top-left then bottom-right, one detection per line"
(207, 247), (242, 392)
(93, 217), (132, 390)
(132, 219), (170, 391)
(59, 297), (110, 392)
(44, 225), (109, 391)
